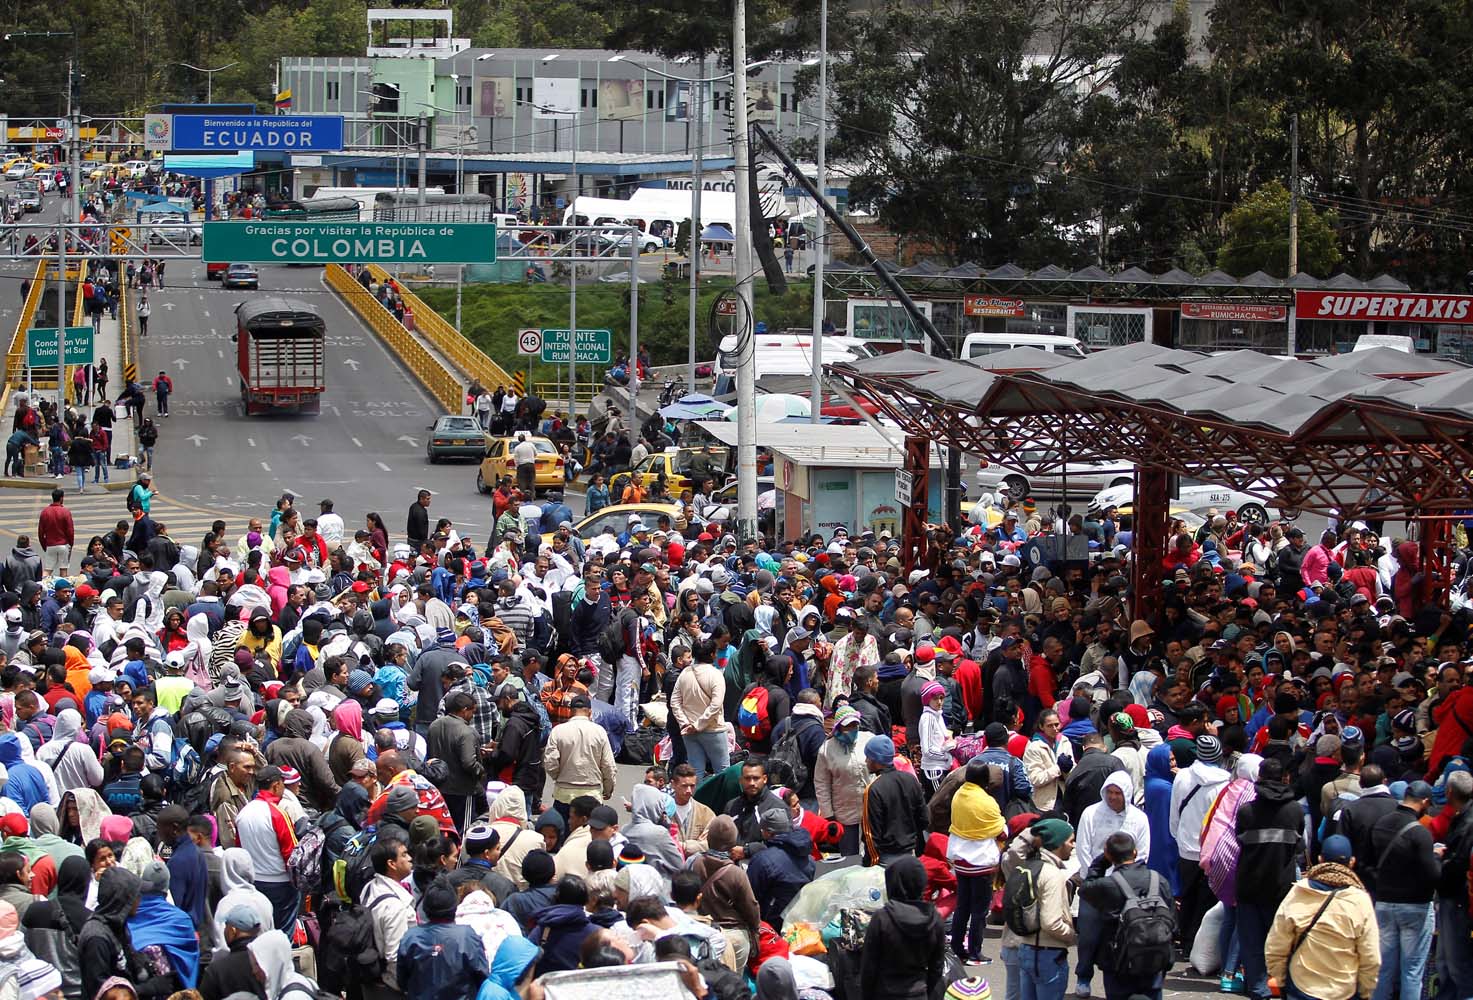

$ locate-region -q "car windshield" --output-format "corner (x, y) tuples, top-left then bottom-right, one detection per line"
(439, 418), (480, 432)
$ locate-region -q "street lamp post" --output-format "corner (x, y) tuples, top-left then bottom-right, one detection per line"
(810, 0), (828, 425)
(610, 56), (769, 394)
(173, 61), (238, 104)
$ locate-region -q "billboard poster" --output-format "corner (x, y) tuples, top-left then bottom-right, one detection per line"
(748, 81), (778, 122)
(599, 79), (645, 121)
(477, 77), (512, 117)
(504, 172), (531, 214)
(846, 298), (934, 345)
(1180, 302), (1287, 322)
(1294, 290), (1473, 325)
(664, 81), (691, 122)
(532, 77), (577, 118)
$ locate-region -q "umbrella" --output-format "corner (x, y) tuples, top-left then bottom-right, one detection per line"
(722, 393), (811, 422)
(658, 393), (732, 420)
(700, 224), (735, 243)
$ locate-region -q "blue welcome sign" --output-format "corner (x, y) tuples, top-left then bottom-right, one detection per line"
(145, 114), (344, 153)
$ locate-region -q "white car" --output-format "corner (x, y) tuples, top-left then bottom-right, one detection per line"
(973, 449), (1135, 499)
(4, 163), (31, 180)
(36, 173), (55, 192)
(598, 229), (663, 254)
(1091, 478), (1295, 525)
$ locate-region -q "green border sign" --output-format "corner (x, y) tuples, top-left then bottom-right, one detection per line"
(540, 328), (612, 364)
(202, 221), (498, 264)
(27, 327), (94, 366)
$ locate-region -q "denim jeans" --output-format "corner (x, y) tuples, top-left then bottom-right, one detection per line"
(74, 465), (87, 491)
(684, 729), (729, 780)
(1217, 902), (1239, 977)
(1002, 945), (1021, 1000)
(1435, 898), (1473, 1000)
(93, 455), (108, 483)
(1371, 900), (1434, 1000)
(1075, 896), (1104, 983)
(1019, 944), (1069, 1000)
(1235, 900), (1277, 999)
(255, 878), (300, 934)
(614, 654), (640, 729)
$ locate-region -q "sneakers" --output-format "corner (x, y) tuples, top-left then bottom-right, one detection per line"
(1075, 982), (1092, 998)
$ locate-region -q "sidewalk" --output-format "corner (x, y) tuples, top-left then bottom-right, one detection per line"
(1, 310), (136, 493)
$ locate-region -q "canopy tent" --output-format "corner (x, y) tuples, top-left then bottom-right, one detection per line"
(700, 224), (735, 243)
(722, 392), (810, 422)
(658, 393), (731, 421)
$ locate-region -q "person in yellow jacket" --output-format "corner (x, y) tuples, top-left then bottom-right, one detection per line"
(1265, 834), (1380, 1000)
(946, 757), (1006, 963)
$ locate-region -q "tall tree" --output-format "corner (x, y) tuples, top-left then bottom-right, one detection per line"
(827, 0), (1152, 266)
(1217, 181), (1340, 277)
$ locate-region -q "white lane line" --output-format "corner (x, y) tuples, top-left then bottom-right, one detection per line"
(260, 461), (272, 472)
(217, 349), (224, 358)
(224, 377), (233, 386)
(375, 461), (391, 472)
(203, 310), (210, 318)
(351, 437), (363, 448)
(247, 438), (256, 448)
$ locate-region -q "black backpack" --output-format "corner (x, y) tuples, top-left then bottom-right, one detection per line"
(768, 719), (811, 792)
(316, 894), (392, 990)
(1108, 870), (1175, 978)
(598, 607), (635, 663)
(1002, 857), (1046, 937)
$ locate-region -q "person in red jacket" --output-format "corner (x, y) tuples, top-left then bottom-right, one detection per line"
(776, 786), (843, 860)
(37, 489), (74, 578)
(1427, 684), (1473, 781)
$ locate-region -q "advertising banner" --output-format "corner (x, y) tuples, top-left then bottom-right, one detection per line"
(1295, 290), (1473, 324)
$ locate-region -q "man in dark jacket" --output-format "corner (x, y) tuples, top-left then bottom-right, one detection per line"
(745, 808), (815, 925)
(1333, 764), (1399, 875)
(2, 538), (40, 591)
(1435, 770), (1473, 1000)
(860, 735), (927, 867)
(406, 489), (431, 554)
(724, 758), (788, 859)
(1063, 734), (1118, 826)
(490, 683), (545, 814)
(1080, 831), (1178, 1000)
(427, 691), (487, 832)
(860, 856), (946, 1000)
(1364, 779), (1440, 1000)
(158, 805), (209, 934)
(768, 691), (825, 801)
(991, 637), (1029, 726)
(199, 906), (267, 1000)
(1234, 757), (1304, 1000)
(396, 882), (490, 997)
(78, 867), (144, 1000)
(849, 665), (892, 737)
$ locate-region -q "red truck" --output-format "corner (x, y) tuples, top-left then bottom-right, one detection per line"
(231, 297), (325, 415)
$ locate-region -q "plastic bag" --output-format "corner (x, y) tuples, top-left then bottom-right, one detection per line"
(785, 921), (826, 957)
(1189, 901), (1225, 975)
(781, 865), (886, 933)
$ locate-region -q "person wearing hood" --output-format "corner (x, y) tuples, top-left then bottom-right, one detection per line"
(199, 904), (267, 1000)
(326, 699), (368, 786)
(1230, 757), (1305, 1000)
(526, 874), (597, 976)
(78, 867), (148, 1000)
(622, 784), (685, 880)
(248, 928), (323, 1000)
(236, 609), (283, 671)
(1169, 733), (1231, 948)
(814, 706), (874, 857)
(1074, 771), (1151, 996)
(40, 708), (102, 794)
(485, 785), (535, 889)
(263, 708), (339, 812)
(125, 860), (197, 989)
(690, 815), (761, 971)
(212, 849), (274, 960)
(395, 881), (489, 999)
(745, 805), (815, 926)
(1265, 836), (1379, 1000)
(0, 735), (49, 814)
(20, 854), (88, 990)
(860, 856), (946, 1000)
(1142, 744), (1181, 897)
(478, 932), (540, 1000)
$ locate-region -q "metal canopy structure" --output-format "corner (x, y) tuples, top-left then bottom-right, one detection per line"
(827, 342), (1473, 521)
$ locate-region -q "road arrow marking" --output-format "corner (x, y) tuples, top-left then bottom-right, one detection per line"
(397, 435), (419, 448)
(186, 434), (206, 447)
(343, 358), (361, 371)
(172, 358), (189, 371)
(290, 434), (313, 447)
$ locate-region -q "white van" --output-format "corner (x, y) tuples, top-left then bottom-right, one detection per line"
(712, 341), (870, 395)
(123, 160), (152, 179)
(713, 333), (876, 391)
(961, 332), (1088, 361)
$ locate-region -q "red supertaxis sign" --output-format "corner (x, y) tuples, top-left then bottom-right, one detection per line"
(1295, 290), (1473, 325)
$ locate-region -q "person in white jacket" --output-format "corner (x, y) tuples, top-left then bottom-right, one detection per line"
(1023, 708), (1072, 813)
(1073, 770), (1152, 995)
(1169, 733), (1232, 951)
(813, 706), (874, 857)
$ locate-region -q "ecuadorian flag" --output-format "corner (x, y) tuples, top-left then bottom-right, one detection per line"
(274, 89), (292, 112)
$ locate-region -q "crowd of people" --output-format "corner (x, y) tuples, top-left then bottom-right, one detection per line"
(0, 466), (1464, 1000)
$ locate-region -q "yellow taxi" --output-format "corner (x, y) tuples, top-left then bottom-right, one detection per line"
(573, 502), (686, 540)
(477, 435), (564, 495)
(609, 446), (730, 500)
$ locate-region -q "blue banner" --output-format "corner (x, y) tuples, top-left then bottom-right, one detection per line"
(170, 115), (344, 152)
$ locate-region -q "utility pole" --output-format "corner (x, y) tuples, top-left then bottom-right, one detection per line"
(416, 113), (428, 215)
(688, 56), (705, 392)
(732, 0), (759, 539)
(1288, 112), (1299, 277)
(809, 0), (827, 424)
(569, 119), (579, 417)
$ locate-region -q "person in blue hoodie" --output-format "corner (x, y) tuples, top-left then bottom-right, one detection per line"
(0, 733), (48, 813)
(525, 874), (597, 976)
(1143, 743), (1182, 895)
(745, 806), (815, 926)
(502, 850), (558, 932)
(397, 880), (489, 1000)
(477, 932), (540, 1000)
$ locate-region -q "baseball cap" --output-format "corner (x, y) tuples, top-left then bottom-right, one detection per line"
(1405, 779), (1435, 801)
(588, 805), (620, 830)
(255, 766), (283, 786)
(1320, 834), (1353, 862)
(1391, 671), (1417, 688)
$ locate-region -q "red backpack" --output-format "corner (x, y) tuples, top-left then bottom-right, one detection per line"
(738, 684), (772, 743)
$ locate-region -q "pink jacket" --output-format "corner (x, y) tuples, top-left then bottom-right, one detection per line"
(1300, 544), (1332, 586)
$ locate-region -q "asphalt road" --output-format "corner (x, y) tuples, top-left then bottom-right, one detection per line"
(136, 261), (508, 540)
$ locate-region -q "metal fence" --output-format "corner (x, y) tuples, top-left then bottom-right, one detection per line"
(362, 264), (513, 391)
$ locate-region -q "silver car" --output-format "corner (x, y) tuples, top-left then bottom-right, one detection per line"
(974, 449), (1135, 500)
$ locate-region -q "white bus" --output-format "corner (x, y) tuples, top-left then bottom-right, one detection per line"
(301, 186), (447, 220)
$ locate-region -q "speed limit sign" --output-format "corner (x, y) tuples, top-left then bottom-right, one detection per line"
(516, 328), (542, 355)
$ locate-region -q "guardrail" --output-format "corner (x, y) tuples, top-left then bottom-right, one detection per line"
(63, 260), (88, 401)
(325, 264), (463, 414)
(5, 259), (46, 386)
(364, 264), (514, 391)
(533, 381), (600, 406)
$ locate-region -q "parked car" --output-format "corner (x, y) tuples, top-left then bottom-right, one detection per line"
(222, 263), (259, 289)
(974, 450), (1136, 499)
(574, 502), (685, 540)
(426, 415), (492, 464)
(1091, 477), (1295, 525)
